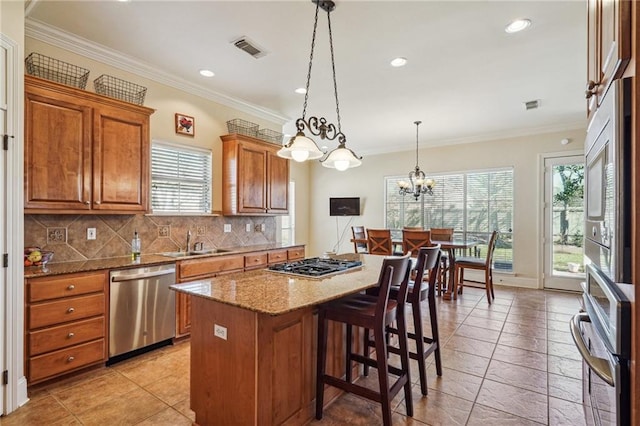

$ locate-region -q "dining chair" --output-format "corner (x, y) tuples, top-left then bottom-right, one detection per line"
(402, 229), (432, 257)
(315, 254), (414, 425)
(366, 228), (393, 255)
(351, 226), (368, 253)
(367, 246), (443, 396)
(456, 230), (498, 304)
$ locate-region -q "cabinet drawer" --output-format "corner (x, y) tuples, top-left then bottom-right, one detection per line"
(179, 255), (244, 280)
(29, 339), (105, 383)
(29, 294), (105, 329)
(268, 250), (288, 264)
(287, 247), (305, 260)
(245, 252), (268, 270)
(29, 317), (105, 356)
(28, 271), (106, 302)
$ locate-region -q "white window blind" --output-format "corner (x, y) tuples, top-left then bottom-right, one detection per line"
(385, 168), (514, 271)
(151, 141), (212, 214)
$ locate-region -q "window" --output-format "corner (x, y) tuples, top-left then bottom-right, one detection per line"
(151, 141), (212, 214)
(385, 168), (514, 271)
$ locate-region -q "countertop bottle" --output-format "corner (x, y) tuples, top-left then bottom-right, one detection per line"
(131, 230), (141, 261)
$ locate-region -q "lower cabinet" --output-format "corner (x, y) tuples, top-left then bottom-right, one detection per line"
(26, 271), (107, 384)
(175, 245), (305, 338)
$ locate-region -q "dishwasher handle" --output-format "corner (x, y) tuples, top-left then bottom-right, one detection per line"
(570, 312), (615, 386)
(111, 267), (176, 282)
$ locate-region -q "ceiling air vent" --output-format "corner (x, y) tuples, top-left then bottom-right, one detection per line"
(232, 36), (267, 59)
(524, 99), (540, 110)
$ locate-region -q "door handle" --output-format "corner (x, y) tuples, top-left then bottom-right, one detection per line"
(569, 312), (614, 386)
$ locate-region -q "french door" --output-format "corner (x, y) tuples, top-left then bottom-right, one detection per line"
(543, 154), (585, 291)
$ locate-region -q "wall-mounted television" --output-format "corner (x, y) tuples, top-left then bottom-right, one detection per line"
(330, 197), (361, 216)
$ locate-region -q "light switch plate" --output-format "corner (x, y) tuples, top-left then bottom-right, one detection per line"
(246, 223), (252, 232)
(261, 223), (266, 232)
(224, 224), (231, 233)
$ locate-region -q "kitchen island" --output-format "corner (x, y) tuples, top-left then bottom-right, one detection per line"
(171, 253), (384, 426)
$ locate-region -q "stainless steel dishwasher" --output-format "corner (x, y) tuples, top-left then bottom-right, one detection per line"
(109, 264), (176, 361)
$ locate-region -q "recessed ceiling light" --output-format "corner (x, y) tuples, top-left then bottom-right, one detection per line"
(295, 88), (307, 94)
(199, 69), (215, 77)
(390, 57), (407, 67)
(505, 19), (531, 33)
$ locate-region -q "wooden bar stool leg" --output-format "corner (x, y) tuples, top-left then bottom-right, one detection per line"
(412, 302), (428, 396)
(428, 293), (443, 376)
(315, 311), (328, 420)
(397, 309), (414, 417)
(362, 328), (370, 376)
(345, 324), (353, 383)
(374, 324), (393, 426)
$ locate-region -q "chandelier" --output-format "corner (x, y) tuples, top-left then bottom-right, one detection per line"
(398, 121), (435, 200)
(277, 0), (362, 171)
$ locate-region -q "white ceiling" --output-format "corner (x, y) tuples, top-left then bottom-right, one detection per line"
(25, 0), (587, 156)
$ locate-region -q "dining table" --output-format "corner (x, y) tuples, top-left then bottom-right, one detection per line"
(350, 237), (479, 300)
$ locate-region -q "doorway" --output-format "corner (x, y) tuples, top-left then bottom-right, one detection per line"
(543, 154), (585, 292)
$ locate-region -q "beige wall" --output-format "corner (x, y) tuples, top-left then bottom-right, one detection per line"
(1, 1), (24, 42)
(307, 128), (586, 282)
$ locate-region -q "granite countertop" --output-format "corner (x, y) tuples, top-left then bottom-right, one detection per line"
(24, 242), (304, 279)
(170, 254), (385, 316)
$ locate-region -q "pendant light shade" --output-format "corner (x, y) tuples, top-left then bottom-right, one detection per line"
(277, 132), (324, 162)
(321, 144), (362, 171)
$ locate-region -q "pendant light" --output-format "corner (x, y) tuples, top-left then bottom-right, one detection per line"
(277, 0), (362, 171)
(398, 121), (435, 200)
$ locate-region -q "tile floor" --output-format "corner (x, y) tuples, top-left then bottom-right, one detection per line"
(1, 285), (587, 425)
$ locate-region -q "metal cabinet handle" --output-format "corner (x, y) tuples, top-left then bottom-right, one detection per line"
(585, 80), (599, 99)
(67, 307), (75, 313)
(67, 284), (75, 290)
(569, 312), (614, 386)
(67, 356), (75, 362)
(95, 201), (101, 205)
(67, 332), (75, 338)
(84, 201), (90, 205)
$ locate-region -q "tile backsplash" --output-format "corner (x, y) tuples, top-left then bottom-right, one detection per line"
(25, 214), (277, 263)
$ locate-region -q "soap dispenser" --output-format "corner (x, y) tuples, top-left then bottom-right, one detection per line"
(131, 230), (141, 261)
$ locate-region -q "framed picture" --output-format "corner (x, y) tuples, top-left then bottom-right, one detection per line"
(175, 113), (195, 136)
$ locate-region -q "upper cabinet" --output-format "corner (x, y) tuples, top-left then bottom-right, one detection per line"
(24, 75), (154, 214)
(221, 134), (289, 215)
(586, 0), (631, 120)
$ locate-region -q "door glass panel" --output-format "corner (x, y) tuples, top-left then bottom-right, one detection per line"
(551, 163), (585, 278)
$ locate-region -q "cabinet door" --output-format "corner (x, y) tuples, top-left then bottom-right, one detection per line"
(24, 90), (92, 210)
(238, 144), (267, 213)
(177, 293), (191, 336)
(93, 106), (149, 212)
(267, 151), (289, 214)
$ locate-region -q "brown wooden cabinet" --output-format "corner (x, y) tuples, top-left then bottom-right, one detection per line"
(24, 75), (154, 214)
(586, 0), (631, 119)
(26, 271), (108, 384)
(221, 134), (289, 215)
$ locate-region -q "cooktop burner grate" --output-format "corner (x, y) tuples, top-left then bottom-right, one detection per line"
(268, 257), (363, 278)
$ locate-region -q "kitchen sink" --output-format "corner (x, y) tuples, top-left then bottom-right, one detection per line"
(160, 249), (230, 258)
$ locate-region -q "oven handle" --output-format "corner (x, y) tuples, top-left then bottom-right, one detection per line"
(570, 312), (614, 386)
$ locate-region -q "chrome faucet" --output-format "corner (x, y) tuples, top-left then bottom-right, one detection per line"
(186, 230), (192, 252)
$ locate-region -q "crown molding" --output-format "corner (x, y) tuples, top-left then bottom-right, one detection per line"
(24, 18), (289, 125)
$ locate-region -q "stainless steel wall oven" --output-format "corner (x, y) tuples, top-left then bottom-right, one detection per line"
(574, 78), (633, 426)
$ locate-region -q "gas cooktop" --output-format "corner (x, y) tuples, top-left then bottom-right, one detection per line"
(268, 257), (363, 278)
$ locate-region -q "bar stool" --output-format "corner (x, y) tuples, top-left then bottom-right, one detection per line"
(382, 246), (443, 396)
(315, 254), (413, 426)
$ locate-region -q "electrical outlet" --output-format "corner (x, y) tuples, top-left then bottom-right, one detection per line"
(261, 223), (266, 232)
(87, 228), (97, 240)
(224, 224), (231, 233)
(246, 223), (252, 232)
(214, 324), (227, 340)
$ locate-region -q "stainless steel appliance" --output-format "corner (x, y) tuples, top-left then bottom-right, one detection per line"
(571, 265), (631, 425)
(575, 77), (633, 426)
(268, 257), (362, 278)
(109, 264), (176, 360)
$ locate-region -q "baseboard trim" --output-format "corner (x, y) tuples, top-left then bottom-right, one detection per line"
(463, 270), (539, 289)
